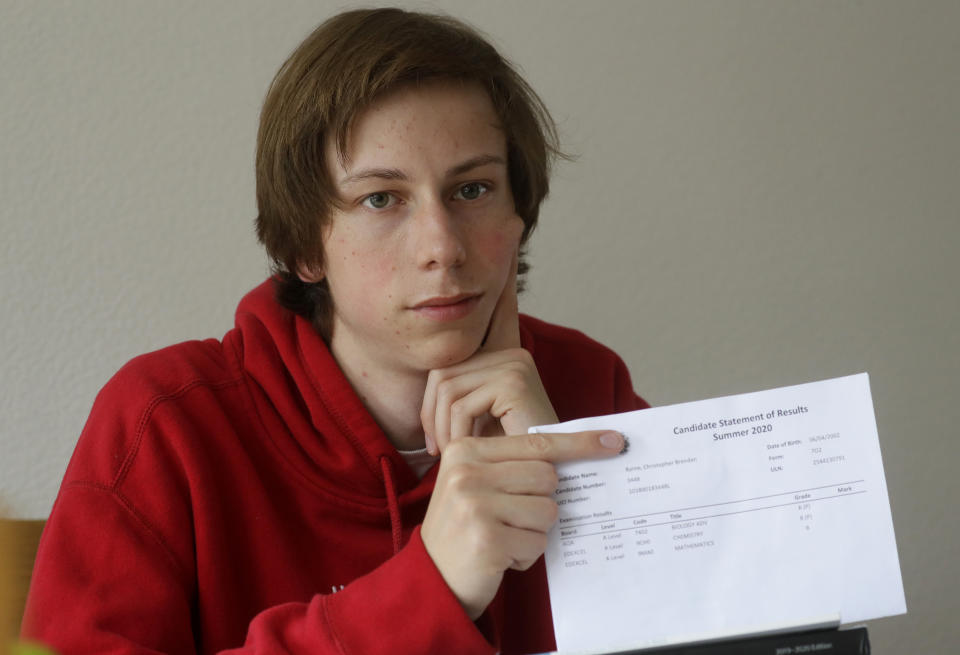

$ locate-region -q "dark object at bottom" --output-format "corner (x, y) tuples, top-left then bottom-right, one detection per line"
(610, 626), (869, 655)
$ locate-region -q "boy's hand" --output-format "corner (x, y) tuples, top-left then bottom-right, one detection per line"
(420, 256), (559, 454)
(420, 430), (625, 619)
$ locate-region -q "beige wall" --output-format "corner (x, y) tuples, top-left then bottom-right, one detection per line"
(1, 1), (957, 653)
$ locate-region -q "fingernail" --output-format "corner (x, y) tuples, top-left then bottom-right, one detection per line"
(599, 431), (625, 452)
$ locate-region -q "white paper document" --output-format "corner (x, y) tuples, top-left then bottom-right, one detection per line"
(531, 373), (905, 654)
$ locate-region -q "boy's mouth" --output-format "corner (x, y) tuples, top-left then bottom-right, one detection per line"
(410, 293), (482, 321)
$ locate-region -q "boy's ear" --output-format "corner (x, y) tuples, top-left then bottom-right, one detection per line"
(296, 263), (325, 284)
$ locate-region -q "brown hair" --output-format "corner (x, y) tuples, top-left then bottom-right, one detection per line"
(255, 8), (562, 337)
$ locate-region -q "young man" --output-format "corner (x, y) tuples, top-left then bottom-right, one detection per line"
(24, 9), (647, 654)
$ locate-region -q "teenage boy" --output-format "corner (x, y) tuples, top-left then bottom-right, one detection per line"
(23, 8), (648, 655)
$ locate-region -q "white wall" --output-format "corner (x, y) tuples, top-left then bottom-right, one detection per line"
(2, 1), (957, 653)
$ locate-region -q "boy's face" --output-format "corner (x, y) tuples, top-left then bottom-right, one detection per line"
(311, 81), (524, 376)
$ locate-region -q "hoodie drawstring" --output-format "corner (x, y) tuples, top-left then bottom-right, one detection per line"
(379, 456), (403, 555)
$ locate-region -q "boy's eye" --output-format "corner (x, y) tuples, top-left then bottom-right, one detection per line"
(454, 182), (488, 201)
(362, 192), (395, 209)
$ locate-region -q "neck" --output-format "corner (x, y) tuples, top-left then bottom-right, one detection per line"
(330, 342), (429, 452)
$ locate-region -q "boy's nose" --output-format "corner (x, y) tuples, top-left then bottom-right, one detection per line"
(413, 200), (467, 270)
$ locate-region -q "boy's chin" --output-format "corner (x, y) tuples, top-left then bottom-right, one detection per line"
(413, 333), (484, 370)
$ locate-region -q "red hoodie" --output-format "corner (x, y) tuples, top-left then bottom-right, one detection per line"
(23, 280), (648, 654)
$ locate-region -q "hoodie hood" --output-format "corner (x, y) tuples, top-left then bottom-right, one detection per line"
(225, 279), (435, 509)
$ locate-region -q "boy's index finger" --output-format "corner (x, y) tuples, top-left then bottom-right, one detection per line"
(465, 431), (626, 464)
(480, 252), (521, 352)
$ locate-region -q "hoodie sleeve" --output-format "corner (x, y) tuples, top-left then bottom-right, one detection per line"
(23, 484), (200, 654)
(25, 489), (496, 655)
(229, 528), (496, 655)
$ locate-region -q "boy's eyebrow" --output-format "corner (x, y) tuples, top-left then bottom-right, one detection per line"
(338, 154), (506, 187)
(445, 154), (506, 177)
(338, 167), (408, 187)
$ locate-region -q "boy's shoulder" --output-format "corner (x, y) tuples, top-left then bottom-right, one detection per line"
(519, 313), (646, 419)
(66, 338), (245, 485)
(519, 313), (629, 384)
(520, 313), (623, 361)
(106, 337), (240, 404)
